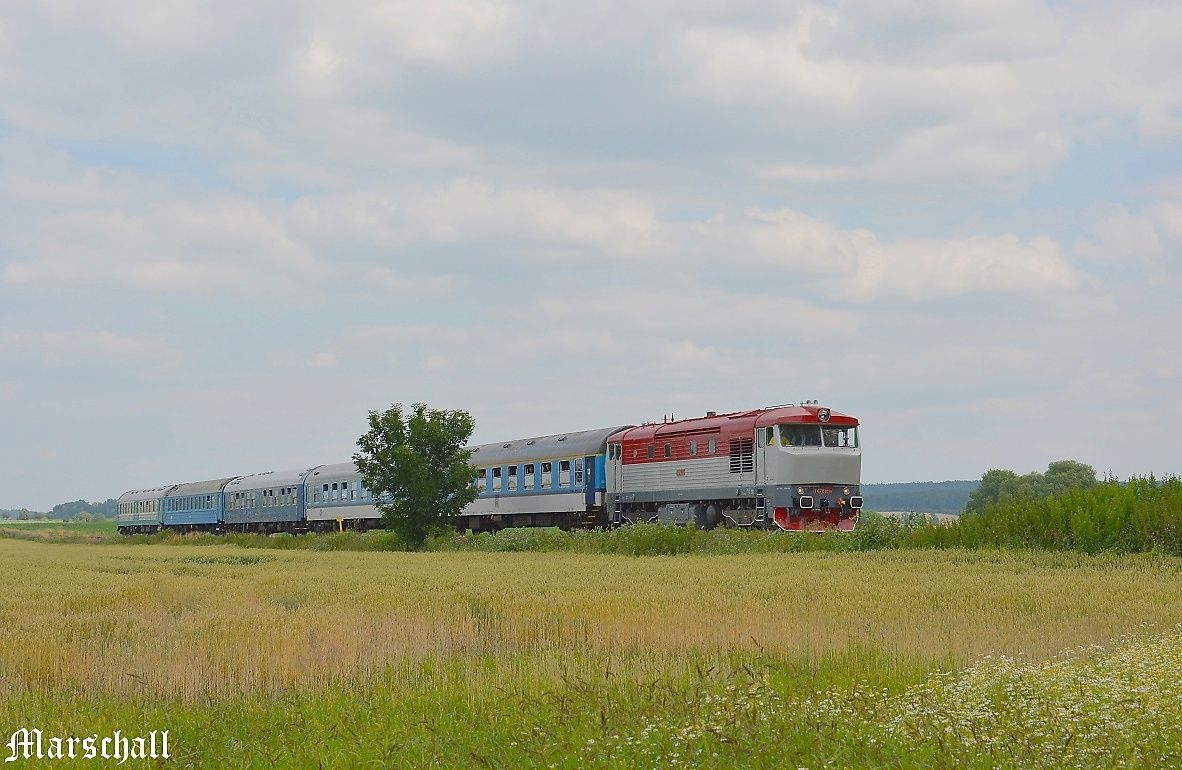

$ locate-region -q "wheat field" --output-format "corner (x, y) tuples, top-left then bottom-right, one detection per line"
(3, 538), (1182, 766)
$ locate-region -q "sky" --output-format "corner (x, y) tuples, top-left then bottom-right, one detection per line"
(1, 0), (1180, 510)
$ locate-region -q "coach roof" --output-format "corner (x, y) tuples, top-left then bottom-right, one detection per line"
(117, 485), (175, 503)
(468, 425), (634, 467)
(225, 469), (312, 492)
(164, 477), (238, 497)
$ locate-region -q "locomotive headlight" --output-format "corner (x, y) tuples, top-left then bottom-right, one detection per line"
(796, 486), (805, 495)
(843, 487), (851, 496)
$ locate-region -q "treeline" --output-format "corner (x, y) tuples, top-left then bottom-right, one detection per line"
(906, 477), (1182, 554)
(861, 481), (977, 514)
(50, 499), (118, 520)
(0, 499), (117, 521)
(860, 460), (1101, 515)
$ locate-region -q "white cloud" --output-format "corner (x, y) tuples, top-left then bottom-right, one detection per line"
(0, 328), (181, 368)
(306, 351), (337, 369)
(1076, 201), (1182, 266)
(301, 0), (522, 89)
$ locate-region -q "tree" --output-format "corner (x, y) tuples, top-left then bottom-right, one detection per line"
(1043, 460), (1098, 496)
(354, 403), (478, 549)
(965, 469), (1019, 514)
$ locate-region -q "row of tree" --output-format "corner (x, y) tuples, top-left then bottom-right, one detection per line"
(964, 460), (1099, 514)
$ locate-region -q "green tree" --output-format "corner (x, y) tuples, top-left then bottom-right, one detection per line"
(965, 469), (1019, 513)
(354, 402), (478, 549)
(1043, 460), (1098, 496)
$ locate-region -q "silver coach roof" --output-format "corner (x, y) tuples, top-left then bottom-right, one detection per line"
(164, 477), (238, 497)
(117, 485), (174, 503)
(225, 469), (313, 492)
(468, 425), (634, 467)
(305, 462), (360, 480)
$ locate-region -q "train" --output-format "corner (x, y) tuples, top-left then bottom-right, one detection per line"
(117, 403), (862, 535)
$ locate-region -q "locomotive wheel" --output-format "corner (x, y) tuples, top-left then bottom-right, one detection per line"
(703, 504), (722, 529)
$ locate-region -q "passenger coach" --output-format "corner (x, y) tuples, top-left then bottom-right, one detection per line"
(460, 425), (633, 531)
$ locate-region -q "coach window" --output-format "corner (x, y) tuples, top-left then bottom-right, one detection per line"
(507, 465), (518, 491)
(574, 459), (583, 485)
(540, 462), (552, 489)
(492, 467), (502, 491)
(524, 464), (535, 489)
(560, 460), (572, 487)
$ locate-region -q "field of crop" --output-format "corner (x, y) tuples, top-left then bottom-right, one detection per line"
(2, 537), (1182, 767)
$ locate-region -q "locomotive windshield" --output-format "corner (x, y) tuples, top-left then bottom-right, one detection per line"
(778, 424), (858, 448)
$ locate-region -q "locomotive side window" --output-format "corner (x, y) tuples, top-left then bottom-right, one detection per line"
(708, 438), (716, 454)
(690, 440), (698, 456)
(663, 443), (671, 458)
(647, 445), (655, 459)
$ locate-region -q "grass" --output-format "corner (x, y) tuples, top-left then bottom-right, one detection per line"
(3, 538), (1182, 766)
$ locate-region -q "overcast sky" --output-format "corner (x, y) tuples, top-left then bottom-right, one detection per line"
(2, 1), (1180, 509)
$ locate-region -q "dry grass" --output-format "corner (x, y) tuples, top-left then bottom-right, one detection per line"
(3, 539), (1182, 702)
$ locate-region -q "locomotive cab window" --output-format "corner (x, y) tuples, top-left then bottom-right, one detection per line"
(779, 424), (822, 447)
(822, 425), (858, 448)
